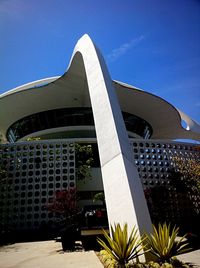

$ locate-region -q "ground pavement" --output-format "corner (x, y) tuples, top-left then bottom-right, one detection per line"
(178, 249), (200, 267)
(0, 240), (103, 268)
(0, 240), (199, 268)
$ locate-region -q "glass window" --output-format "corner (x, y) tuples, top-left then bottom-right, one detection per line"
(7, 108), (152, 141)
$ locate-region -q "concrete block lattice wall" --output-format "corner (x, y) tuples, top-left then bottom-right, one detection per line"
(131, 139), (200, 228)
(0, 140), (75, 231)
(0, 139), (199, 233)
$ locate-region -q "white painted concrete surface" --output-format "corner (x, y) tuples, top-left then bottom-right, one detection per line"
(71, 35), (152, 261)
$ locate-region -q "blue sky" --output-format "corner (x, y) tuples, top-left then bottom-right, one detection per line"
(0, 0), (200, 123)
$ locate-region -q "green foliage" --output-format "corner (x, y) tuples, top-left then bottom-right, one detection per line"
(0, 166), (7, 182)
(0, 149), (7, 183)
(172, 156), (200, 193)
(145, 223), (190, 263)
(75, 143), (94, 180)
(98, 250), (117, 268)
(97, 223), (145, 268)
(98, 251), (190, 268)
(170, 257), (190, 268)
(26, 137), (41, 141)
(93, 192), (105, 205)
(0, 133), (3, 144)
(127, 259), (190, 268)
(146, 262), (160, 268)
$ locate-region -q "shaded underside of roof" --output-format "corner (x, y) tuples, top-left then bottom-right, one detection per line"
(0, 37), (199, 142)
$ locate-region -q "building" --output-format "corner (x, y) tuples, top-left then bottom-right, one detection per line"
(0, 35), (200, 238)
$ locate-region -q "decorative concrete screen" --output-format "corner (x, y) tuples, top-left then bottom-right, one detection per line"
(131, 139), (200, 227)
(0, 140), (75, 231)
(0, 139), (199, 232)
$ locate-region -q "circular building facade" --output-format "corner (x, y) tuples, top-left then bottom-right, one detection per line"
(0, 35), (199, 238)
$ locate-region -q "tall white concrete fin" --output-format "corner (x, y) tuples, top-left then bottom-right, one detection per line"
(69, 34), (152, 255)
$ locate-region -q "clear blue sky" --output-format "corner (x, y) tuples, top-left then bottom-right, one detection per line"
(0, 0), (199, 122)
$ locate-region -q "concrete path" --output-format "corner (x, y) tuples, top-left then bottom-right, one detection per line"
(0, 240), (199, 268)
(178, 249), (200, 267)
(0, 240), (103, 268)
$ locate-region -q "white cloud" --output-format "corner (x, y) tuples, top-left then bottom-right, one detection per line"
(106, 35), (145, 62)
(0, 0), (29, 17)
(195, 102), (200, 107)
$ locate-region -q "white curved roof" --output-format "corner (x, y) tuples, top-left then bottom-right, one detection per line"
(0, 35), (200, 142)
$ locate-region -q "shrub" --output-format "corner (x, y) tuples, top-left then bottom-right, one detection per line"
(145, 223), (190, 263)
(97, 223), (145, 268)
(126, 259), (190, 268)
(98, 250), (117, 268)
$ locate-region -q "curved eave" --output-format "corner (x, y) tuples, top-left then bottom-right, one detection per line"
(0, 76), (60, 98)
(0, 36), (200, 142)
(114, 81), (200, 140)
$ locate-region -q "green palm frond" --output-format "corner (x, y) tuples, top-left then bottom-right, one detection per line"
(145, 223), (191, 263)
(97, 223), (145, 267)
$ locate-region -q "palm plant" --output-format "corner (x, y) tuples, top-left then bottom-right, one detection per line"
(145, 223), (190, 263)
(97, 223), (145, 268)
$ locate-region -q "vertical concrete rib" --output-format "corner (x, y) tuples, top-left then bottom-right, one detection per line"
(70, 34), (152, 254)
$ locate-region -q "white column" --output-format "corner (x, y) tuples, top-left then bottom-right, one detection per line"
(70, 34), (152, 259)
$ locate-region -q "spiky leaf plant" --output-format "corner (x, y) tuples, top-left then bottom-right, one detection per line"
(145, 223), (190, 263)
(97, 223), (145, 268)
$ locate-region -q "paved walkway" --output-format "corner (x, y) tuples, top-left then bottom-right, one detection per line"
(178, 249), (200, 267)
(0, 240), (103, 268)
(0, 240), (199, 268)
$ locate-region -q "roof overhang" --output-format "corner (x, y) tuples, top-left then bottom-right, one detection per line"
(0, 37), (200, 142)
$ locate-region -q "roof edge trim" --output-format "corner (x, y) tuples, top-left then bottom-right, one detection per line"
(0, 76), (61, 98)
